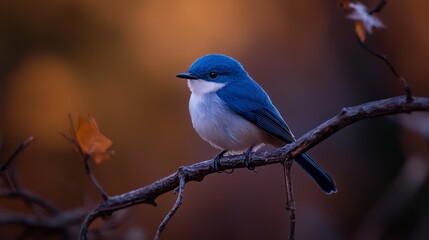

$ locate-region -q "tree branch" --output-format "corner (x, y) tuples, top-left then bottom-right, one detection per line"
(83, 155), (109, 200)
(0, 136), (34, 174)
(283, 159), (296, 240)
(0, 209), (87, 230)
(79, 96), (429, 240)
(0, 136), (35, 191)
(154, 167), (187, 240)
(0, 190), (59, 215)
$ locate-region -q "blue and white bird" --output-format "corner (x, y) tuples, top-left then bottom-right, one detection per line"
(176, 54), (337, 194)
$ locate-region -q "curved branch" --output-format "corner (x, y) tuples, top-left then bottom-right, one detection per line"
(0, 209), (87, 230)
(0, 190), (59, 215)
(0, 136), (34, 174)
(154, 167), (187, 240)
(79, 96), (429, 239)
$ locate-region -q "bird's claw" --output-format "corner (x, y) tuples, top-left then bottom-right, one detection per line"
(213, 154), (223, 172)
(213, 150), (234, 174)
(244, 148), (257, 172)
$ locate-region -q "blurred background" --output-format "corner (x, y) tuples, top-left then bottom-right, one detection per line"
(0, 0), (429, 239)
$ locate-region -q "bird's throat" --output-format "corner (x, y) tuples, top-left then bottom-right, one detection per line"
(187, 79), (226, 95)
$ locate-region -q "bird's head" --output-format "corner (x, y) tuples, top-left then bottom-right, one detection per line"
(177, 54), (249, 94)
(177, 54), (248, 84)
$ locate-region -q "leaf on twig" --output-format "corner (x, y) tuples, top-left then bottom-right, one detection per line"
(354, 20), (366, 42)
(75, 115), (113, 164)
(345, 2), (385, 42)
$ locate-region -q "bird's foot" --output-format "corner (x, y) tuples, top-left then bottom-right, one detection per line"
(213, 150), (226, 172)
(244, 147), (257, 172)
(213, 150), (234, 174)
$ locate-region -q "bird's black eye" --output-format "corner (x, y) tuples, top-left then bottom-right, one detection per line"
(209, 72), (218, 79)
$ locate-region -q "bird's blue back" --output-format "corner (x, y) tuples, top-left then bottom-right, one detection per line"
(213, 60), (296, 144)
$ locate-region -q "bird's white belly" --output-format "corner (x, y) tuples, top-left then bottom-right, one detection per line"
(189, 92), (267, 153)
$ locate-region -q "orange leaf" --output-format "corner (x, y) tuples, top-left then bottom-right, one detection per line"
(355, 20), (366, 42)
(75, 115), (113, 164)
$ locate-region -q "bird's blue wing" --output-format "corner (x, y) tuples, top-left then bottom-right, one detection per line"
(217, 80), (337, 193)
(217, 79), (295, 143)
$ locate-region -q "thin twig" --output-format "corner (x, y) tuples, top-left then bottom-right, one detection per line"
(5, 163), (20, 191)
(0, 190), (59, 215)
(84, 155), (109, 200)
(0, 136), (35, 174)
(369, 0), (388, 14)
(60, 132), (76, 144)
(79, 96), (429, 240)
(356, 37), (413, 102)
(0, 208), (87, 229)
(154, 167), (187, 240)
(283, 159), (296, 240)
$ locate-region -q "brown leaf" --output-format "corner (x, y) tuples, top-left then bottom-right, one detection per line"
(355, 20), (366, 42)
(75, 115), (113, 164)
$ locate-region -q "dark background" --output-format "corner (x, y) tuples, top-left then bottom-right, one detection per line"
(1, 1), (429, 239)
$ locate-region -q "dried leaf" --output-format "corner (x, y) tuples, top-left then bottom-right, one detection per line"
(355, 20), (366, 42)
(75, 115), (113, 164)
(347, 2), (385, 41)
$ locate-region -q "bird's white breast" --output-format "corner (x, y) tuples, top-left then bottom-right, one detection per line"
(188, 79), (269, 152)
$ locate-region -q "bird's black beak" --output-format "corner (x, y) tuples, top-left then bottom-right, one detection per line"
(176, 72), (198, 80)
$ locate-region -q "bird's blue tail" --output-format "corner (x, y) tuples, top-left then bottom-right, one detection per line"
(294, 153), (337, 194)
